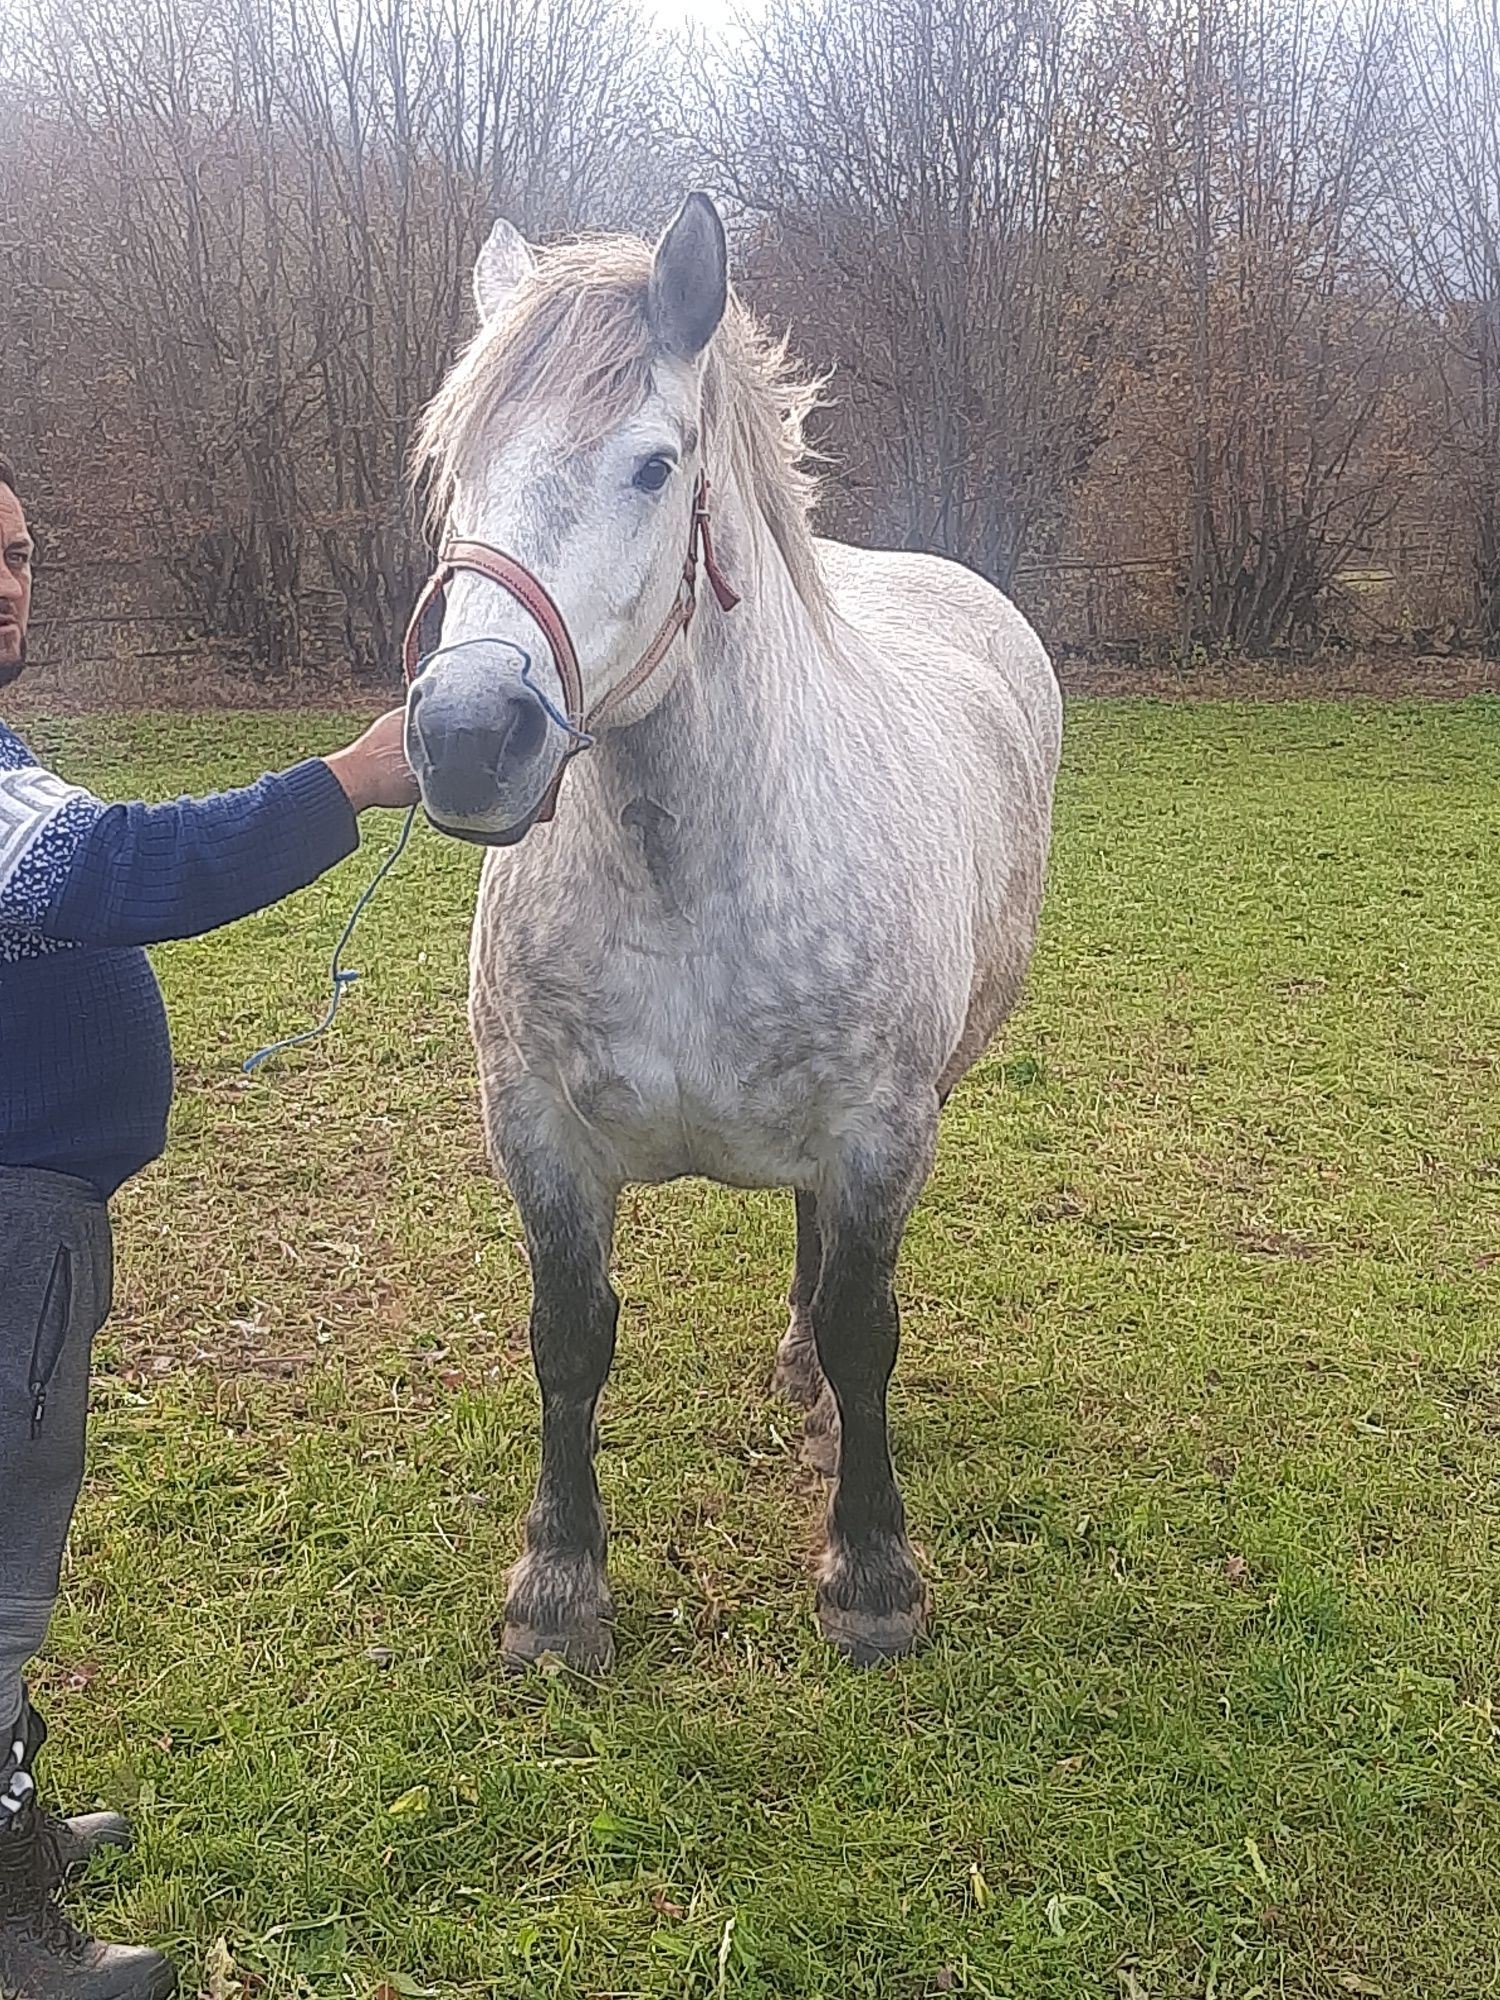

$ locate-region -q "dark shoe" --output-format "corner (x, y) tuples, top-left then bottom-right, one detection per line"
(39, 1816), (132, 1884)
(0, 1815), (175, 1999)
(0, 1899), (178, 2000)
(0, 1700), (175, 1999)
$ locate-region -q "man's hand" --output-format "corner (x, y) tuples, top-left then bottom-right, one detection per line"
(324, 708), (420, 812)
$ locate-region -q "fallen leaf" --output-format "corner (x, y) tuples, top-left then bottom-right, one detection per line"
(203, 1935), (241, 2000)
(386, 1784), (430, 1817)
(651, 1891), (685, 1920)
(1224, 1553), (1250, 1586)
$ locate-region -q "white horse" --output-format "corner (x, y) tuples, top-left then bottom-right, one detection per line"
(406, 194), (1061, 1668)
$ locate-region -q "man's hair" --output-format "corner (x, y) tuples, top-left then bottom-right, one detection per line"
(0, 454), (17, 499)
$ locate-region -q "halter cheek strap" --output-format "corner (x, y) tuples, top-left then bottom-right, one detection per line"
(403, 470), (738, 823)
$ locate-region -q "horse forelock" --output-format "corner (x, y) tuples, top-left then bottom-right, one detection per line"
(414, 231), (832, 628)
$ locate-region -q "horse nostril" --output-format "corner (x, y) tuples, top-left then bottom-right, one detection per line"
(499, 690), (548, 766)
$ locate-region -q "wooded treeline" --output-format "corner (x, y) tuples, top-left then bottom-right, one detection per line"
(2, 0), (1497, 680)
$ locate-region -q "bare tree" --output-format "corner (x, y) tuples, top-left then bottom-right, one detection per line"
(0, 0), (1481, 676)
(697, 0), (1142, 591)
(1124, 0), (1413, 653)
(7, 0), (679, 680)
(1401, 0), (1500, 652)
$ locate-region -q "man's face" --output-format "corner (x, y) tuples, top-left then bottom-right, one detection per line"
(0, 482), (34, 688)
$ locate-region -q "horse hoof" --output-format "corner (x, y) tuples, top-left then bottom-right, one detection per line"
(500, 1620), (615, 1676)
(818, 1600), (928, 1666)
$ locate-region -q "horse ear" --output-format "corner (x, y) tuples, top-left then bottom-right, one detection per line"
(473, 219), (535, 324)
(648, 193), (727, 360)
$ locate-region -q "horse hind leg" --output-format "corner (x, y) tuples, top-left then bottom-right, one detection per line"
(772, 1190), (840, 1477)
(807, 1123), (934, 1665)
(498, 1134), (621, 1674)
(774, 1190), (827, 1406)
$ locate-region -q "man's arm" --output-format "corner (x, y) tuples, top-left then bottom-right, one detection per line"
(0, 711), (415, 952)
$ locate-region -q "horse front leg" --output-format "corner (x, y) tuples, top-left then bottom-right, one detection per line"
(809, 1127), (934, 1665)
(497, 1124), (621, 1674)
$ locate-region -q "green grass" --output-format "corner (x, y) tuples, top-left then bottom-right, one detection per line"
(19, 699), (1500, 2000)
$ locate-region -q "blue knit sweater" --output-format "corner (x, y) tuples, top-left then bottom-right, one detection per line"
(0, 719), (359, 1195)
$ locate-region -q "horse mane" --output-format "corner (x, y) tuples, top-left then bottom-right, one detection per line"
(415, 232), (831, 627)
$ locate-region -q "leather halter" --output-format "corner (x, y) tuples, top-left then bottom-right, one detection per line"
(403, 470), (740, 824)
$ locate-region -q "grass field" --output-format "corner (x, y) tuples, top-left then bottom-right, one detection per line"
(20, 700), (1500, 2000)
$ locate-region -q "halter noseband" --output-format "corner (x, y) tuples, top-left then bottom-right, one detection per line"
(403, 470), (740, 825)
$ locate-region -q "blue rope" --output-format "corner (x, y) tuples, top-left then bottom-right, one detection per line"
(413, 636), (592, 752)
(243, 802), (420, 1075)
(520, 653), (593, 753)
(243, 640), (584, 1077)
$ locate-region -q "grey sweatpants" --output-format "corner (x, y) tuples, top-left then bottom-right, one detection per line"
(0, 1167), (112, 1729)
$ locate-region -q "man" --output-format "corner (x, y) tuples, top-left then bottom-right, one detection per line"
(0, 453), (417, 1997)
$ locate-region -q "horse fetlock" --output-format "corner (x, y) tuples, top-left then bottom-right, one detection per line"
(818, 1530), (925, 1615)
(501, 1548), (614, 1674)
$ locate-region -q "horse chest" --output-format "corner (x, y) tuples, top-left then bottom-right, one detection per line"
(575, 942), (862, 1186)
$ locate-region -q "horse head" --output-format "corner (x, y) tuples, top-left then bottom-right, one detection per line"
(406, 194), (731, 845)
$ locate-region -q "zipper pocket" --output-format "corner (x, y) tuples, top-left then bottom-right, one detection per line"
(27, 1246), (73, 1438)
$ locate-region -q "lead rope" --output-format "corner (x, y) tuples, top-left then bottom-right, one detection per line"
(242, 802), (420, 1075)
(242, 645), (575, 1077)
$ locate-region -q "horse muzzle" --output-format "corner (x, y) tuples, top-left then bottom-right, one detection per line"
(405, 640), (572, 845)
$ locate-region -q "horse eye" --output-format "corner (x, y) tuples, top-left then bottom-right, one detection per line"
(633, 454), (674, 493)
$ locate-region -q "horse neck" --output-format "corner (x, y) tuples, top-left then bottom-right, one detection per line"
(591, 482), (822, 834)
